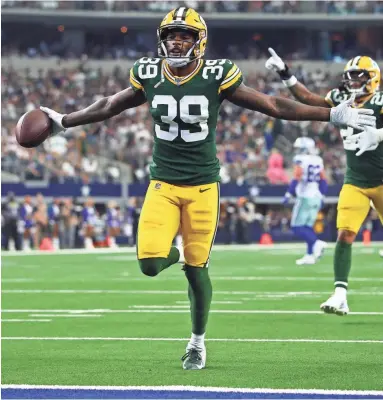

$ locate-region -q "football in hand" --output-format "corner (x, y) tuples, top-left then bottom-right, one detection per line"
(15, 109), (52, 148)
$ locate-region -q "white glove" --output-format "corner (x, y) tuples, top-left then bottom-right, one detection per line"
(40, 106), (67, 136)
(265, 48), (286, 73)
(344, 126), (383, 156)
(330, 94), (376, 130)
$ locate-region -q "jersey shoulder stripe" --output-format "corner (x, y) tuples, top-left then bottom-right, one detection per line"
(324, 92), (335, 107)
(219, 62), (242, 93)
(130, 68), (143, 91)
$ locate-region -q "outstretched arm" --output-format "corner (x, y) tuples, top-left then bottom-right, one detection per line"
(63, 88), (146, 127)
(265, 48), (330, 107)
(226, 83), (330, 121)
(40, 87), (146, 134)
(225, 83), (375, 129)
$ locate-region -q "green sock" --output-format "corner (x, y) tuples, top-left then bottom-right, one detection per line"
(139, 246), (180, 277)
(184, 265), (212, 335)
(334, 241), (352, 289)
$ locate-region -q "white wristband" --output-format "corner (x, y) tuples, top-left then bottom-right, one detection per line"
(282, 75), (298, 88)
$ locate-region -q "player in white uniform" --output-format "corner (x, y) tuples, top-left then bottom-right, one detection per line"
(283, 138), (328, 265)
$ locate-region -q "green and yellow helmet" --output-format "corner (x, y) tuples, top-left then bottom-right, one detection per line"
(342, 56), (381, 96)
(157, 7), (207, 67)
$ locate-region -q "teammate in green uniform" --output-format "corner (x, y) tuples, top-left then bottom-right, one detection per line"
(40, 8), (375, 369)
(266, 49), (383, 316)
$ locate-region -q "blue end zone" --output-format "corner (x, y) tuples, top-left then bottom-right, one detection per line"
(2, 389), (383, 399)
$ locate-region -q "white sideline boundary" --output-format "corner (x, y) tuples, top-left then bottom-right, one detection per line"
(2, 242), (382, 256)
(1, 384), (383, 396)
(2, 337), (382, 344)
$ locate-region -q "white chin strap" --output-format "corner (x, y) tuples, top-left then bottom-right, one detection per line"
(167, 57), (191, 67)
(161, 40), (197, 68)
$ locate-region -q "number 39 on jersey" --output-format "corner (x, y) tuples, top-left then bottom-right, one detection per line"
(129, 57), (243, 185)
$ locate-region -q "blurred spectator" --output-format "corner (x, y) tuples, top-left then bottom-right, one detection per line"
(236, 197), (262, 244)
(33, 203), (49, 249)
(58, 198), (78, 249)
(266, 148), (289, 184)
(1, 192), (21, 250)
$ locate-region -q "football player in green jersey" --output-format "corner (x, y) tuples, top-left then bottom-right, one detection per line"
(40, 8), (375, 369)
(266, 49), (383, 316)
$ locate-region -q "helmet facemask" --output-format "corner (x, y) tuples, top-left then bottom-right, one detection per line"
(342, 69), (374, 96)
(158, 26), (201, 68)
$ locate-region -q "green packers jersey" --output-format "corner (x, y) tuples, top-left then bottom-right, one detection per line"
(325, 89), (383, 188)
(130, 57), (243, 185)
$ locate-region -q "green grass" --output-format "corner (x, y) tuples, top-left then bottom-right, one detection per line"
(2, 245), (383, 390)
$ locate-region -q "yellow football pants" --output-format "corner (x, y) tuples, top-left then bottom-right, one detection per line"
(337, 184), (383, 233)
(137, 180), (220, 267)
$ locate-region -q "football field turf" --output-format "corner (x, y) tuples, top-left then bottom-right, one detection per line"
(2, 244), (383, 398)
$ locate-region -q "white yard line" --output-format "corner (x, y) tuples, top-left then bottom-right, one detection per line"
(2, 242), (382, 257)
(3, 289), (383, 294)
(1, 319), (52, 322)
(2, 309), (382, 315)
(1, 337), (382, 344)
(176, 301), (243, 304)
(29, 314), (102, 318)
(1, 384), (382, 396)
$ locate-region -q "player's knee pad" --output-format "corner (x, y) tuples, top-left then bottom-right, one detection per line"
(138, 257), (165, 277)
(184, 244), (209, 267)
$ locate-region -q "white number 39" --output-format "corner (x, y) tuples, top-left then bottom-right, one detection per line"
(152, 95), (209, 142)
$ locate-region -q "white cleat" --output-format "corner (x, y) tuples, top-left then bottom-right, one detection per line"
(379, 250), (383, 258)
(320, 294), (349, 316)
(313, 240), (327, 260)
(181, 345), (206, 370)
(296, 254), (316, 265)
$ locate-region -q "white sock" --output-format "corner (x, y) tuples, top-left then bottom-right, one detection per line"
(109, 237), (116, 247)
(334, 286), (347, 298)
(189, 333), (205, 349)
(176, 234), (182, 248)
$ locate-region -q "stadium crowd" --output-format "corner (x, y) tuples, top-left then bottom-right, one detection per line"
(2, 62), (350, 186)
(2, 190), (381, 251)
(0, 192), (320, 250)
(3, 1), (383, 14)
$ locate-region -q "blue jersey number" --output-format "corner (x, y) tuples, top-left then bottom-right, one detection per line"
(307, 165), (321, 182)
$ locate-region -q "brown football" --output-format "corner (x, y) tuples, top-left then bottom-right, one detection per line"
(15, 109), (52, 148)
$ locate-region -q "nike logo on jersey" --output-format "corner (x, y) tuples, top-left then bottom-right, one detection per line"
(199, 188), (211, 193)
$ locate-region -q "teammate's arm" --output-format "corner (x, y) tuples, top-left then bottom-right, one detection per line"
(265, 48), (330, 107)
(226, 83), (374, 129)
